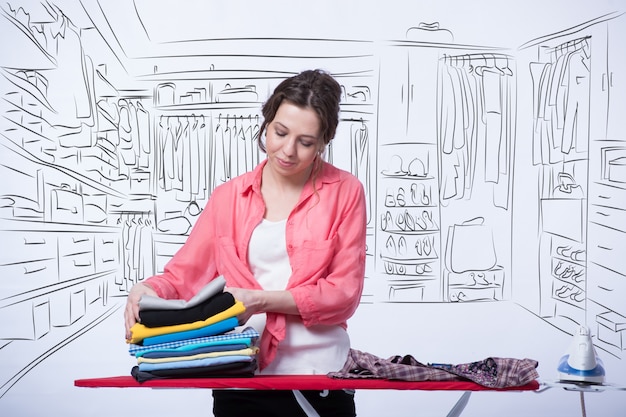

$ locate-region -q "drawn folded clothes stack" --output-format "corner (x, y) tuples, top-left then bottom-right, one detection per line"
(126, 276), (260, 382)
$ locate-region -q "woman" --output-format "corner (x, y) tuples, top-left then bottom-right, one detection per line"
(124, 69), (367, 416)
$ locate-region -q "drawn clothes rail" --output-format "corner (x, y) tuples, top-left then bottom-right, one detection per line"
(530, 38), (591, 166)
(438, 53), (515, 209)
(156, 115), (208, 201)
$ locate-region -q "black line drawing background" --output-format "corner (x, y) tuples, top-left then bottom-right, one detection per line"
(1, 1), (625, 415)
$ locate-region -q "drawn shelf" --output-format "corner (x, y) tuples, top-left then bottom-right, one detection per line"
(376, 141), (441, 302)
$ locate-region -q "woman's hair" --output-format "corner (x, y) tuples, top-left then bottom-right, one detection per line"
(257, 69), (341, 152)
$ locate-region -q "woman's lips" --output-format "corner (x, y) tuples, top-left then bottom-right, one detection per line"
(276, 157), (294, 168)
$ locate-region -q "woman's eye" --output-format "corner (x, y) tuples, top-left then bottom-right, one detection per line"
(275, 129), (287, 137)
(300, 141), (314, 147)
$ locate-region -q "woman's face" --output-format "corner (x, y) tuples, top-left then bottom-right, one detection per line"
(264, 101), (322, 183)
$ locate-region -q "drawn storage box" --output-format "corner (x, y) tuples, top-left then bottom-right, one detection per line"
(608, 157), (626, 183)
(49, 288), (87, 326)
(0, 299), (50, 340)
(596, 311), (626, 351)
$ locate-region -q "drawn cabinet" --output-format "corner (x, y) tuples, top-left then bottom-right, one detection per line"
(378, 46), (439, 143)
(587, 171), (626, 353)
(586, 15), (626, 353)
(520, 28), (594, 327)
(601, 17), (626, 141)
(377, 41), (517, 303)
(0, 227), (120, 336)
(586, 15), (626, 354)
(377, 43), (443, 302)
(522, 14), (626, 348)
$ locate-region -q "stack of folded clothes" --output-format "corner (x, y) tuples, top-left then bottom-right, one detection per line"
(126, 276), (260, 382)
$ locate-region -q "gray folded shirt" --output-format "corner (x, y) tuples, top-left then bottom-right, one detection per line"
(138, 276), (227, 311)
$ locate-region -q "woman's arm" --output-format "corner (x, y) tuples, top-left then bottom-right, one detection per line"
(289, 176), (368, 327)
(122, 194), (222, 339)
(225, 287), (298, 325)
(145, 197), (221, 300)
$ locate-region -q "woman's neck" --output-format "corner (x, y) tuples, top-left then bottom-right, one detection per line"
(262, 161), (313, 192)
(261, 163), (313, 221)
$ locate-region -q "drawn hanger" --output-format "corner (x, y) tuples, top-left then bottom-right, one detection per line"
(465, 54), (473, 72)
(489, 55), (505, 75)
(498, 56), (513, 76)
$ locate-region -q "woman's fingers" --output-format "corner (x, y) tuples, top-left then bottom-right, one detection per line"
(123, 283), (156, 340)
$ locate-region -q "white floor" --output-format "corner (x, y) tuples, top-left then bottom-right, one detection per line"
(1, 299), (625, 417)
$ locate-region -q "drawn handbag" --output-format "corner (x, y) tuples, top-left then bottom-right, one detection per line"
(446, 217), (497, 273)
(51, 184), (84, 223)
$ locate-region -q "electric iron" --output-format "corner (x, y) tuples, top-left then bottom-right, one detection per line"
(557, 325), (605, 384)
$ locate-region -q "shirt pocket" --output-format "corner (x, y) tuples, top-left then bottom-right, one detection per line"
(216, 236), (243, 273)
(291, 235), (338, 276)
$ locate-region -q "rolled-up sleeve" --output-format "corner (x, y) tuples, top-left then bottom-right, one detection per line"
(145, 198), (220, 301)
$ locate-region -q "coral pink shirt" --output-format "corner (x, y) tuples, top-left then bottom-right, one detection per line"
(145, 159), (367, 370)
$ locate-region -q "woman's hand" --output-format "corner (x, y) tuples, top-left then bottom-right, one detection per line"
(225, 287), (299, 326)
(124, 282), (157, 340)
(224, 287), (262, 325)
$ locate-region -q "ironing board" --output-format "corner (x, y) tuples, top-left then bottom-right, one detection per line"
(75, 375), (540, 417)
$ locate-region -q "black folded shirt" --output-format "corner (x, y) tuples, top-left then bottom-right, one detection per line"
(138, 292), (236, 327)
(131, 360), (257, 382)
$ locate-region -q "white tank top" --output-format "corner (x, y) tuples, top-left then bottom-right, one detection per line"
(246, 218), (350, 375)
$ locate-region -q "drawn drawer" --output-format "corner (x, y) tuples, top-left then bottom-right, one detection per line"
(589, 204), (626, 231)
(0, 258), (58, 298)
(592, 182), (625, 207)
(588, 223), (626, 275)
(57, 234), (94, 256)
(58, 234), (95, 280)
(588, 262), (626, 317)
(0, 231), (57, 265)
(94, 234), (120, 272)
(59, 252), (95, 281)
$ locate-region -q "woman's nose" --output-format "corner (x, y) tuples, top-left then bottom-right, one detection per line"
(283, 137), (297, 155)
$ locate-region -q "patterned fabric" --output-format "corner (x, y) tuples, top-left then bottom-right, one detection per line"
(139, 343), (249, 359)
(128, 327), (259, 355)
(328, 349), (539, 388)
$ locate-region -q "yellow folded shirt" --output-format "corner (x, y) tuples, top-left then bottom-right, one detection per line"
(137, 347), (260, 364)
(127, 301), (245, 344)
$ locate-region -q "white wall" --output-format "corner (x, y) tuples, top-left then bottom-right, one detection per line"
(1, 0), (625, 416)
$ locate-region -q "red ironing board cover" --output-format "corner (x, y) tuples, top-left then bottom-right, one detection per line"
(74, 375), (540, 391)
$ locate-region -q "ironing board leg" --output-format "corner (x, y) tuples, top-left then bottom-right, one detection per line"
(446, 391), (472, 417)
(293, 390), (321, 417)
